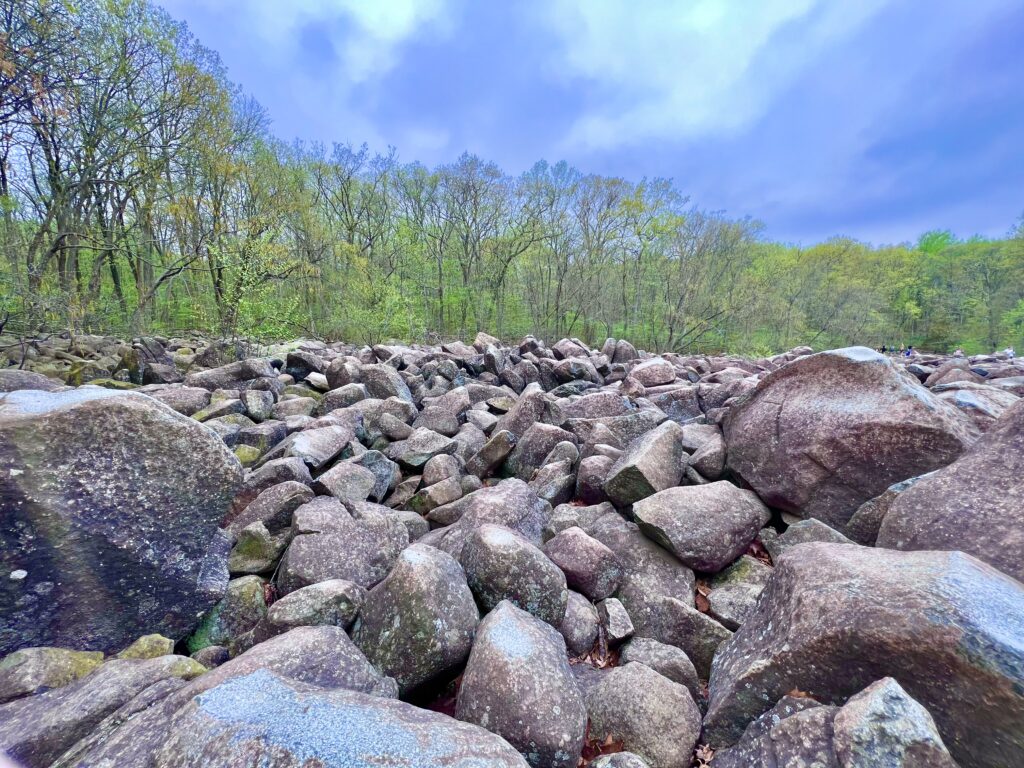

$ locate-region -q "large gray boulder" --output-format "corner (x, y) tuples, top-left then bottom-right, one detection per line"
(632, 482), (770, 572)
(51, 624), (398, 765)
(183, 358), (276, 391)
(353, 544), (479, 695)
(457, 601), (586, 767)
(277, 498), (407, 592)
(877, 398), (1024, 580)
(460, 524), (567, 625)
(265, 578), (365, 632)
(603, 420), (685, 508)
(722, 347), (977, 530)
(628, 357), (677, 387)
(0, 370), (62, 393)
(0, 654), (205, 767)
(360, 363), (414, 403)
(153, 670), (528, 767)
(0, 389), (241, 656)
(703, 542), (1024, 768)
(188, 623), (398, 699)
(585, 662), (701, 768)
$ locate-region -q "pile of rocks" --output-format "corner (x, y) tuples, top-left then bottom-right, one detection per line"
(1, 333), (1022, 767)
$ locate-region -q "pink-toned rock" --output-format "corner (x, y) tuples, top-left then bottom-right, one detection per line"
(722, 347), (977, 530)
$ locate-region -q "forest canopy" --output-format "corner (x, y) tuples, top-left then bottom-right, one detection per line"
(1, 0), (1022, 354)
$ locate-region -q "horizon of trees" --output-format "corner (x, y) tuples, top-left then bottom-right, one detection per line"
(1, 0), (1022, 355)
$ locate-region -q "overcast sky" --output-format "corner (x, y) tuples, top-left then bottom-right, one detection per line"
(159, 0), (1023, 245)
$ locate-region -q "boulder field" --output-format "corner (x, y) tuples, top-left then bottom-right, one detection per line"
(0, 333), (1022, 767)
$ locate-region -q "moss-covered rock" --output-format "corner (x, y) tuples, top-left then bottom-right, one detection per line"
(228, 522), (290, 575)
(187, 576), (267, 655)
(353, 544), (479, 695)
(232, 443), (262, 467)
(84, 378), (138, 390)
(0, 647), (104, 704)
(116, 634), (175, 660)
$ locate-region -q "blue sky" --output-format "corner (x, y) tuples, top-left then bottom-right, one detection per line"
(159, 0), (1024, 245)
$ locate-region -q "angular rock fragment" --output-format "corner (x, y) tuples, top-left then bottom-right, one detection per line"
(543, 526), (623, 601)
(632, 482), (770, 572)
(603, 420), (685, 507)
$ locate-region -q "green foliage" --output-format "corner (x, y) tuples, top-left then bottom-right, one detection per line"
(339, 264), (424, 346)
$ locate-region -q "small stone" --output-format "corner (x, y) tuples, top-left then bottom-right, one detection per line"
(559, 591), (601, 656)
(598, 597), (634, 645)
(190, 645), (229, 668)
(228, 522), (290, 575)
(591, 754), (652, 768)
(186, 575), (268, 655)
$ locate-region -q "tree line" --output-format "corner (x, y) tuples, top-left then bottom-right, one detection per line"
(2, 0), (1022, 354)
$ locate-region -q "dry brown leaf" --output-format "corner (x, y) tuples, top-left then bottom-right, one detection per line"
(786, 687), (816, 699)
(748, 538), (774, 566)
(692, 743), (716, 767)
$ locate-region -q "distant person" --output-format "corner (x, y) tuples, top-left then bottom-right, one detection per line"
(954, 347), (964, 357)
(881, 345), (888, 354)
(905, 346), (914, 358)
(1007, 347), (1016, 360)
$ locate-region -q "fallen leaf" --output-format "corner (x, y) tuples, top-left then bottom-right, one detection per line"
(786, 687), (817, 699)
